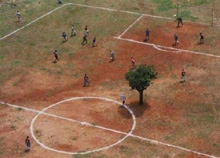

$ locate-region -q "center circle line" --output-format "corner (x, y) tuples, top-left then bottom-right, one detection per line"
(30, 97), (136, 155)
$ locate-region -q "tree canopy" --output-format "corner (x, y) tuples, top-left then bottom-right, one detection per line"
(125, 64), (157, 104)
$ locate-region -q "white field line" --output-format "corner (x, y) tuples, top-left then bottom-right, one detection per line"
(0, 101), (219, 158)
(0, 101), (126, 135)
(118, 15), (144, 38)
(2, 2), (213, 41)
(69, 3), (173, 20)
(0, 4), (71, 41)
(30, 97), (136, 155)
(115, 37), (220, 58)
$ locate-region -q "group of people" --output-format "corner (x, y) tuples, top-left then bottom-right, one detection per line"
(145, 17), (205, 46)
(14, 7), (195, 152)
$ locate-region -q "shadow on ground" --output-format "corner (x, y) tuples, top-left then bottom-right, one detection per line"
(118, 101), (150, 119)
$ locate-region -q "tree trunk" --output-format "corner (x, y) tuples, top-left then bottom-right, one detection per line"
(139, 90), (144, 105)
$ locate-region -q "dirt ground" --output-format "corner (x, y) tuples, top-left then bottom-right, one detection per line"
(1, 2), (220, 158)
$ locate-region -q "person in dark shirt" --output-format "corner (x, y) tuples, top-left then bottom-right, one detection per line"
(181, 69), (186, 83)
(82, 35), (88, 45)
(110, 50), (115, 62)
(92, 37), (97, 47)
(58, 0), (62, 4)
(177, 17), (183, 27)
(25, 136), (31, 152)
(146, 29), (150, 41)
(174, 34), (179, 46)
(62, 32), (68, 41)
(200, 32), (204, 44)
(83, 74), (90, 87)
(53, 50), (59, 62)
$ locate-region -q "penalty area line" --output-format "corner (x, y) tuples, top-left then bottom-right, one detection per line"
(115, 37), (220, 58)
(0, 101), (218, 158)
(118, 15), (144, 39)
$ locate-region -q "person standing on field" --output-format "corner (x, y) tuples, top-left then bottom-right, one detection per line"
(200, 32), (204, 44)
(121, 92), (126, 106)
(177, 17), (183, 27)
(84, 25), (89, 37)
(180, 69), (186, 83)
(62, 32), (68, 41)
(82, 35), (88, 45)
(174, 34), (179, 46)
(83, 74), (90, 87)
(58, 0), (62, 4)
(110, 50), (115, 62)
(71, 25), (76, 36)
(131, 57), (135, 67)
(53, 50), (59, 62)
(145, 29), (150, 41)
(92, 37), (97, 47)
(25, 136), (31, 152)
(16, 11), (21, 22)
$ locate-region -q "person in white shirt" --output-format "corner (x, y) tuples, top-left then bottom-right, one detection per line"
(120, 92), (126, 106)
(16, 11), (21, 22)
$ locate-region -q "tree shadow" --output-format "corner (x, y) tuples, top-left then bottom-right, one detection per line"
(118, 101), (150, 119)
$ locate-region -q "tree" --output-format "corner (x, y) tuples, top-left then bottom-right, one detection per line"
(125, 65), (157, 105)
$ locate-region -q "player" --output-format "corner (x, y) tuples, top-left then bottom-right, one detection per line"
(62, 32), (68, 41)
(83, 74), (90, 87)
(120, 92), (126, 106)
(16, 11), (21, 22)
(131, 57), (135, 67)
(25, 136), (31, 152)
(174, 34), (179, 46)
(177, 17), (183, 27)
(82, 35), (88, 45)
(58, 0), (62, 4)
(85, 25), (88, 31)
(200, 32), (204, 44)
(146, 29), (150, 41)
(92, 37), (97, 47)
(110, 50), (115, 62)
(71, 25), (76, 36)
(53, 50), (59, 62)
(181, 69), (186, 83)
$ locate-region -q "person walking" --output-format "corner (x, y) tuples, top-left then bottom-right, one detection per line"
(145, 29), (150, 41)
(131, 57), (135, 67)
(84, 25), (89, 37)
(177, 17), (183, 27)
(200, 32), (204, 44)
(53, 50), (59, 62)
(58, 0), (62, 4)
(181, 69), (186, 83)
(83, 74), (90, 87)
(62, 32), (68, 41)
(120, 92), (126, 106)
(174, 34), (179, 46)
(25, 136), (31, 152)
(16, 11), (21, 22)
(71, 25), (76, 36)
(82, 35), (88, 45)
(92, 37), (97, 47)
(110, 50), (115, 62)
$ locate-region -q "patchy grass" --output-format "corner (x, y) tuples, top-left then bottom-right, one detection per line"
(73, 152), (108, 158)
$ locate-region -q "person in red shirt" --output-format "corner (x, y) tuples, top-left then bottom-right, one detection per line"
(131, 57), (135, 67)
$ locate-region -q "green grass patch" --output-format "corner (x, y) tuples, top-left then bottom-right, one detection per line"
(152, 0), (175, 12)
